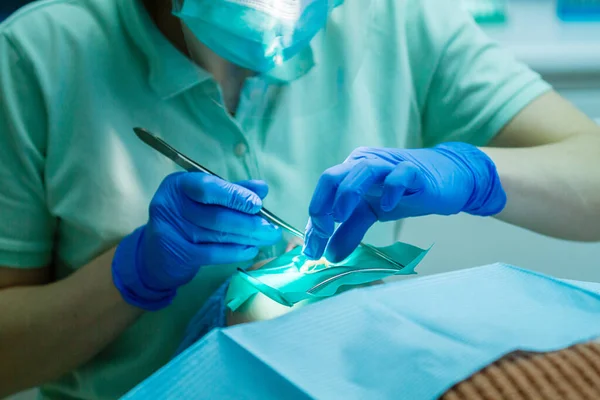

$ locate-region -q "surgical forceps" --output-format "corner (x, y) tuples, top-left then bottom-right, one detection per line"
(134, 127), (405, 271)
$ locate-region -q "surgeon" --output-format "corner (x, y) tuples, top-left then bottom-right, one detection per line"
(0, 0), (599, 398)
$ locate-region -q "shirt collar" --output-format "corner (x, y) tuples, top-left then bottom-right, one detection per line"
(119, 0), (315, 99)
(119, 0), (209, 99)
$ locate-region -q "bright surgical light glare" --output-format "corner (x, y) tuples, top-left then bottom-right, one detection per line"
(265, 36), (285, 67)
(298, 257), (332, 274)
(273, 53), (284, 66)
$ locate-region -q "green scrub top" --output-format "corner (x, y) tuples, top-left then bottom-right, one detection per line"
(0, 0), (550, 398)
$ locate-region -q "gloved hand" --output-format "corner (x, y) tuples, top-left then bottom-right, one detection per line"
(303, 143), (506, 263)
(112, 172), (282, 311)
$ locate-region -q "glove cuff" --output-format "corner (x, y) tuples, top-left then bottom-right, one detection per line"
(112, 226), (176, 311)
(436, 143), (507, 216)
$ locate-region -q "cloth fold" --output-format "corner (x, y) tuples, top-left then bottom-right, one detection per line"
(124, 263), (600, 400)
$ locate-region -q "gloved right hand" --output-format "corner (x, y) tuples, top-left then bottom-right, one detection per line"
(112, 172), (282, 311)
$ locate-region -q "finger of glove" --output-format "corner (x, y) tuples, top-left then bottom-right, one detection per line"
(191, 243), (260, 265)
(179, 173), (262, 214)
(235, 180), (269, 200)
(309, 162), (357, 217)
(332, 159), (393, 223)
(196, 225), (281, 247)
(380, 161), (425, 212)
(179, 199), (281, 241)
(302, 216), (334, 260)
(177, 220), (281, 247)
(305, 162), (356, 258)
(325, 201), (378, 263)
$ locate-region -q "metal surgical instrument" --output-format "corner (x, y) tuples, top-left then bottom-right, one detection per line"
(134, 127), (405, 271)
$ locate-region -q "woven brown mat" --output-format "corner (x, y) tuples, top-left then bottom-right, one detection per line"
(441, 342), (600, 400)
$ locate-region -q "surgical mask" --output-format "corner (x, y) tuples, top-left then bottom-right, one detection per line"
(173, 0), (340, 73)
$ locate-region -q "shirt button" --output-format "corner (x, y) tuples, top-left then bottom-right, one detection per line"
(234, 142), (248, 157)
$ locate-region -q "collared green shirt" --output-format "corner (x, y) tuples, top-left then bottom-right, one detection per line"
(0, 0), (550, 398)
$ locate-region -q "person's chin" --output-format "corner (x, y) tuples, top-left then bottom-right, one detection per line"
(227, 291), (318, 327)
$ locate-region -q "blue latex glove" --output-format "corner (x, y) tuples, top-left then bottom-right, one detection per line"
(303, 143), (506, 262)
(112, 172), (282, 311)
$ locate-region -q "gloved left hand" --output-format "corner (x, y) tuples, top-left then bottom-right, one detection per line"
(303, 143), (506, 263)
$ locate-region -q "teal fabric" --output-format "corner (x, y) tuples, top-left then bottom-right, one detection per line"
(173, 0), (341, 72)
(124, 264), (600, 400)
(0, 0), (550, 397)
(226, 241), (429, 309)
(565, 279), (600, 293)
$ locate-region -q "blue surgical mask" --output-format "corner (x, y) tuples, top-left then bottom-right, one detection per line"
(173, 0), (338, 73)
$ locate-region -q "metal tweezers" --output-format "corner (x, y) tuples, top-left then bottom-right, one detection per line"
(134, 127), (405, 271)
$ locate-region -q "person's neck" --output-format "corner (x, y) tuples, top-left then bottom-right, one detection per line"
(143, 0), (188, 56)
(142, 0), (250, 114)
